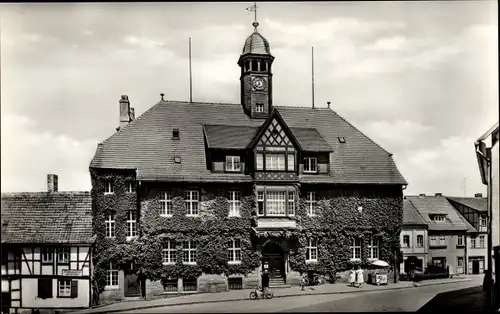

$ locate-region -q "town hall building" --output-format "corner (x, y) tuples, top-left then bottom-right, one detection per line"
(89, 20), (407, 301)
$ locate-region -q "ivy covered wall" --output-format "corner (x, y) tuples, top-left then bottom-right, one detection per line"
(90, 168), (403, 300)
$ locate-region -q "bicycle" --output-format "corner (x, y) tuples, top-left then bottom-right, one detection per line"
(249, 285), (274, 300)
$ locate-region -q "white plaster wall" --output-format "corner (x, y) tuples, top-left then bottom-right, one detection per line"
(492, 142), (499, 248)
(21, 278), (89, 308)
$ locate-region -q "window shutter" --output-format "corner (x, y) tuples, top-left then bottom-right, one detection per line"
(71, 280), (78, 298)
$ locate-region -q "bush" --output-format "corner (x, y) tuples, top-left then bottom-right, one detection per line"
(400, 272), (449, 281)
(425, 264), (447, 274)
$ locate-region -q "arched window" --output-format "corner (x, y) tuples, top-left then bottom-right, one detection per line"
(245, 61), (250, 72)
(251, 60), (258, 72)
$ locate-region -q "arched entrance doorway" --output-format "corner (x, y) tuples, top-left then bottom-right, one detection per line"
(261, 240), (285, 281)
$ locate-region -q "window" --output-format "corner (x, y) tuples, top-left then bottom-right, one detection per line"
(256, 103), (264, 113)
(229, 191), (241, 217)
(287, 191), (295, 216)
(480, 217), (487, 226)
(226, 156), (241, 172)
(244, 61), (250, 72)
(368, 237), (379, 259)
(251, 60), (258, 72)
(182, 241), (197, 264)
(471, 237), (477, 248)
(417, 235), (424, 248)
(42, 247), (54, 264)
(306, 238), (318, 262)
(105, 214), (115, 238)
(403, 235), (410, 248)
(306, 192), (317, 216)
(256, 153), (264, 170)
(127, 182), (136, 193)
(457, 235), (464, 246)
(439, 236), (446, 246)
(287, 154), (295, 171)
(174, 155), (181, 164)
(58, 248), (69, 264)
(338, 137), (346, 143)
(185, 190), (199, 216)
(37, 278), (53, 299)
(228, 277), (243, 290)
(159, 192), (172, 216)
(163, 278), (178, 292)
(430, 236), (437, 246)
(104, 181), (114, 194)
(172, 128), (180, 139)
(304, 157), (317, 173)
(162, 240), (176, 265)
(183, 278), (197, 292)
(350, 238), (361, 260)
(266, 154), (285, 171)
(228, 239), (241, 264)
(266, 191), (286, 216)
(58, 279), (71, 297)
(430, 214), (446, 223)
(257, 191), (264, 216)
(106, 262), (119, 287)
(457, 257), (464, 268)
(127, 211), (137, 238)
(480, 236), (485, 248)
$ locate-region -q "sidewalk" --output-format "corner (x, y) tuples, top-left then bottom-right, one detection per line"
(73, 277), (474, 314)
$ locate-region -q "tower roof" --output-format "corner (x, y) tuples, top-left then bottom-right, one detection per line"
(242, 22), (271, 55)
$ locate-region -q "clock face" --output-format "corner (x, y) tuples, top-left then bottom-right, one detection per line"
(252, 77), (267, 91)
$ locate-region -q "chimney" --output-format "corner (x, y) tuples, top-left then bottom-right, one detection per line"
(130, 107), (135, 121)
(119, 95), (131, 128)
(419, 193), (426, 197)
(47, 174), (58, 193)
(475, 193), (483, 198)
(435, 193), (442, 196)
(327, 101), (331, 109)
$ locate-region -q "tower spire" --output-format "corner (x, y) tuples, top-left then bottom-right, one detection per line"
(246, 2), (259, 31)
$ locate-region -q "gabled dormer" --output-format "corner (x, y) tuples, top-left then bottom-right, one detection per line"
(247, 109), (302, 181)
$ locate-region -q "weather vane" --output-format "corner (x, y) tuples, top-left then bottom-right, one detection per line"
(246, 2), (259, 30)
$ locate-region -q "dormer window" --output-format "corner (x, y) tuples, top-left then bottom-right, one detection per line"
(226, 156), (241, 172)
(174, 155), (181, 164)
(172, 128), (180, 140)
(256, 103), (264, 113)
(430, 214), (446, 223)
(304, 157), (318, 173)
(338, 137), (346, 143)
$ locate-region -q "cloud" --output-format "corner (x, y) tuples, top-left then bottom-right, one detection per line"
(1, 113), (97, 192)
(82, 29), (93, 36)
(361, 120), (435, 151)
(124, 35), (167, 49)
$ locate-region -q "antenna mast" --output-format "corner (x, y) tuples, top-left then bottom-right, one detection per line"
(312, 46), (315, 109)
(189, 37), (193, 103)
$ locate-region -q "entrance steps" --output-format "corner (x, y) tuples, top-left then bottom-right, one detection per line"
(269, 276), (287, 288)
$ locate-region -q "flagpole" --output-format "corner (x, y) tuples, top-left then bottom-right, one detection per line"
(312, 46), (315, 109)
(189, 37), (193, 103)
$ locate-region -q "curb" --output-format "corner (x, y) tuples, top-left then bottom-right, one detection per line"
(86, 278), (473, 313)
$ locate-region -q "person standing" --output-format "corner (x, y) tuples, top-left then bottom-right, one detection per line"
(356, 266), (364, 288)
(349, 268), (356, 287)
(301, 273), (307, 291)
(262, 269), (270, 293)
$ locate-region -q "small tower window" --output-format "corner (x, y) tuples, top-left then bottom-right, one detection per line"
(258, 61), (262, 72)
(251, 60), (258, 72)
(264, 62), (268, 72)
(256, 103), (264, 113)
(245, 61), (250, 72)
(172, 128), (180, 139)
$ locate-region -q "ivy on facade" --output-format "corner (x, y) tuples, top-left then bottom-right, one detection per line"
(91, 169), (402, 295)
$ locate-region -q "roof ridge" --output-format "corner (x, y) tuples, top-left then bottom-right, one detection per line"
(329, 109), (392, 156)
(1, 191), (90, 197)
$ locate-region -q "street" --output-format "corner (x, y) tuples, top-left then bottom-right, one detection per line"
(123, 277), (482, 313)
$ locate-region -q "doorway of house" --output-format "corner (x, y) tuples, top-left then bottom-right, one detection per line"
(261, 241), (285, 282)
(124, 262), (141, 297)
(473, 260), (480, 275)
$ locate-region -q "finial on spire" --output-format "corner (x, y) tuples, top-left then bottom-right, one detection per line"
(246, 2), (259, 31)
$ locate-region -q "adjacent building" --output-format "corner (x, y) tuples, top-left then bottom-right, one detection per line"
(448, 195), (488, 274)
(405, 194), (467, 275)
(89, 20), (407, 301)
(1, 175), (95, 314)
(400, 199), (428, 274)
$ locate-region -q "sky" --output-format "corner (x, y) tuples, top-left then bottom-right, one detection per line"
(1, 1), (498, 196)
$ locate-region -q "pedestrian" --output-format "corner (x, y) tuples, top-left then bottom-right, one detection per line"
(301, 273), (307, 291)
(349, 268), (356, 287)
(262, 269), (270, 293)
(356, 265), (364, 288)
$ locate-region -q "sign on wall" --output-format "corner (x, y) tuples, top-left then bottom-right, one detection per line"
(62, 269), (82, 276)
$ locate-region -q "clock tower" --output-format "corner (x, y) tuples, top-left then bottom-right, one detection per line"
(238, 21), (274, 119)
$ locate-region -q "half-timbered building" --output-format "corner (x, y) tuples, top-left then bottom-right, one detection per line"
(1, 175), (94, 313)
(90, 20), (407, 301)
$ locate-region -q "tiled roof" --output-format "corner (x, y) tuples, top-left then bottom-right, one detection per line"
(90, 101), (407, 185)
(447, 197), (488, 212)
(406, 196), (467, 231)
(1, 192), (94, 244)
(203, 124), (331, 152)
(242, 31), (271, 55)
(453, 209), (478, 233)
(403, 199), (427, 226)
